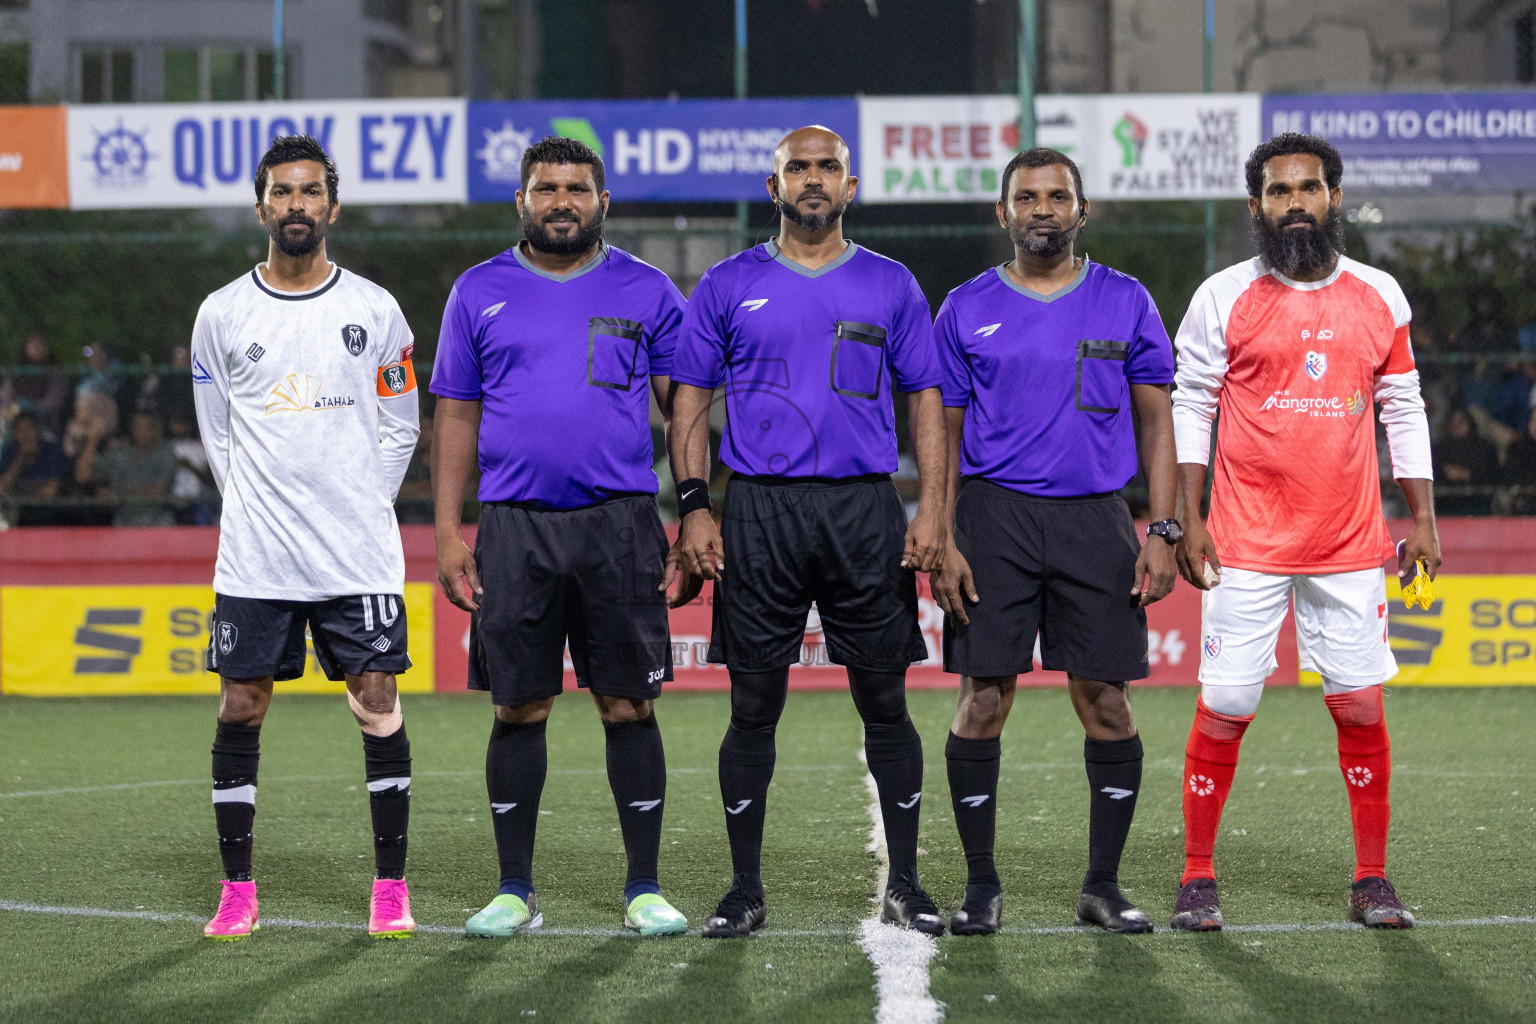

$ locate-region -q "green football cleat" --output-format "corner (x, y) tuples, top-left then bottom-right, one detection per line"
(465, 893), (543, 938)
(624, 893), (688, 936)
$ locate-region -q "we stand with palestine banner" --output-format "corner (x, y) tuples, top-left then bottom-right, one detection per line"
(9, 89), (1536, 209)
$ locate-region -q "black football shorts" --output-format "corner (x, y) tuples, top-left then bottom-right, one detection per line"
(207, 593), (411, 682)
(942, 478), (1150, 682)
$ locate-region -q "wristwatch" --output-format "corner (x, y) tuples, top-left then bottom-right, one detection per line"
(1147, 519), (1183, 545)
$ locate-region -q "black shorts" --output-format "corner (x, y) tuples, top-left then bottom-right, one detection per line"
(469, 495), (673, 706)
(708, 474), (927, 672)
(942, 478), (1149, 682)
(206, 593), (412, 682)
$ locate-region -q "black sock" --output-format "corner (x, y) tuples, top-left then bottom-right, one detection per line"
(487, 717), (547, 895)
(946, 731), (1001, 892)
(1083, 734), (1143, 894)
(362, 725), (412, 880)
(718, 725), (774, 893)
(604, 714), (666, 902)
(865, 717), (924, 889)
(848, 666), (923, 889)
(211, 720), (260, 881)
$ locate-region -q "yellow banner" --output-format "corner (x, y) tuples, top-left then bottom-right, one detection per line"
(1300, 575), (1536, 686)
(0, 585), (434, 695)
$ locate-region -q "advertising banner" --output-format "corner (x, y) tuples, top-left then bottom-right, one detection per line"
(466, 98), (859, 203)
(1302, 575), (1536, 687)
(66, 99), (467, 209)
(1263, 92), (1536, 194)
(857, 94), (1259, 203)
(0, 584), (436, 696)
(0, 106), (69, 209)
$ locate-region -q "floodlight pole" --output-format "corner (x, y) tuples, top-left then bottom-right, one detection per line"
(272, 0), (286, 101)
(1017, 0), (1036, 149)
(735, 0), (749, 251)
(1202, 0), (1215, 277)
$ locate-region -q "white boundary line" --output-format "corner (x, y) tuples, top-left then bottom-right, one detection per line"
(855, 749), (944, 1024)
(2, 899), (1532, 940)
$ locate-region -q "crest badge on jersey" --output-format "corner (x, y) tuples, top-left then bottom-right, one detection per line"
(382, 365), (408, 395)
(218, 622), (239, 656)
(342, 324), (368, 357)
(1204, 635), (1222, 660)
(1304, 351), (1328, 381)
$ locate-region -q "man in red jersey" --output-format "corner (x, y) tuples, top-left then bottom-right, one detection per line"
(1169, 133), (1439, 931)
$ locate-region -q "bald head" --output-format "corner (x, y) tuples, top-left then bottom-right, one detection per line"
(769, 125), (857, 235)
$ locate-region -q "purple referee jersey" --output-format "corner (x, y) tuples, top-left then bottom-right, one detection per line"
(935, 258), (1175, 497)
(670, 241), (941, 479)
(430, 242), (685, 508)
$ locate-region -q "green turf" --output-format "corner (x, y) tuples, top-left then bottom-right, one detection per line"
(1, 687), (1533, 1023)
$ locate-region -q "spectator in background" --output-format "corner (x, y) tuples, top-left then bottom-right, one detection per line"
(62, 386), (119, 465)
(1450, 288), (1515, 354)
(0, 408), (69, 525)
(157, 346), (198, 428)
(2, 334), (72, 436)
(167, 409), (216, 524)
(1435, 407), (1498, 515)
(1503, 407), (1536, 515)
(80, 408), (177, 526)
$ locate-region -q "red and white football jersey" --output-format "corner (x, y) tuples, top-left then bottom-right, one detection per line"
(1171, 256), (1431, 575)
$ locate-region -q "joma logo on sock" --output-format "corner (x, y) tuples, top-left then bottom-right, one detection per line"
(73, 608), (143, 673)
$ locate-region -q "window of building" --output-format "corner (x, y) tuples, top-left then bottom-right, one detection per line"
(157, 47), (287, 101)
(0, 43), (27, 103)
(79, 48), (135, 103)
(163, 49), (199, 102)
(1518, 9), (1535, 83)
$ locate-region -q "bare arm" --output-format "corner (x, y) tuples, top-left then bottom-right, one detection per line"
(667, 383), (725, 580)
(1130, 383), (1178, 605)
(432, 397), (483, 611)
(902, 386), (947, 572)
(1397, 477), (1440, 580)
(653, 374), (703, 607)
(930, 404), (979, 623)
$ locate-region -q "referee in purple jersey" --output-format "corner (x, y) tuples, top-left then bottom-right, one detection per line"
(931, 148), (1179, 936)
(668, 126), (950, 937)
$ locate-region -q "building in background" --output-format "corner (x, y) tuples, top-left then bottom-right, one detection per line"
(0, 0), (459, 102)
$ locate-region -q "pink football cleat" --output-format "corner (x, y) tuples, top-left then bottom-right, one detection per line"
(369, 878), (415, 939)
(204, 880), (259, 940)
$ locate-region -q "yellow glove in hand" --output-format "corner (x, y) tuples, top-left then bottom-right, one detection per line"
(1401, 561), (1434, 610)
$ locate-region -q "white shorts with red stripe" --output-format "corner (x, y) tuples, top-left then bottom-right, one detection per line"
(1198, 566), (1397, 689)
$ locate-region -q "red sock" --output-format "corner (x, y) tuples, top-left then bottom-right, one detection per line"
(1181, 698), (1254, 885)
(1324, 687), (1392, 881)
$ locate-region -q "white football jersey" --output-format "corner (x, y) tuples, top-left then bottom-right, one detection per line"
(191, 264), (420, 601)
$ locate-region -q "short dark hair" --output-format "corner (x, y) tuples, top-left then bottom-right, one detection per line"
(1245, 132), (1343, 198)
(1000, 147), (1085, 206)
(520, 136), (606, 194)
(254, 134), (339, 205)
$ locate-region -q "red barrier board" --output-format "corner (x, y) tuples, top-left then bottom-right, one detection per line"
(4, 518), (1518, 694)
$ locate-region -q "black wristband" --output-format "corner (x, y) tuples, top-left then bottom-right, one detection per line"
(676, 478), (712, 518)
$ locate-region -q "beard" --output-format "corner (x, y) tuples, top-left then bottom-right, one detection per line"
(777, 186), (850, 234)
(521, 202), (606, 255)
(1007, 214), (1082, 259)
(1251, 206), (1346, 277)
(268, 212), (325, 257)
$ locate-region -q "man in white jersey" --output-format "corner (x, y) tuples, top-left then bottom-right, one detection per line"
(191, 135), (421, 941)
(1168, 133), (1437, 932)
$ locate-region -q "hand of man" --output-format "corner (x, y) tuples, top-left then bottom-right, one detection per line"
(1132, 536), (1178, 606)
(437, 537), (483, 612)
(931, 542), (980, 625)
(1175, 518), (1222, 591)
(659, 540), (705, 608)
(677, 508), (726, 580)
(902, 508), (946, 573)
(1400, 519), (1441, 581)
